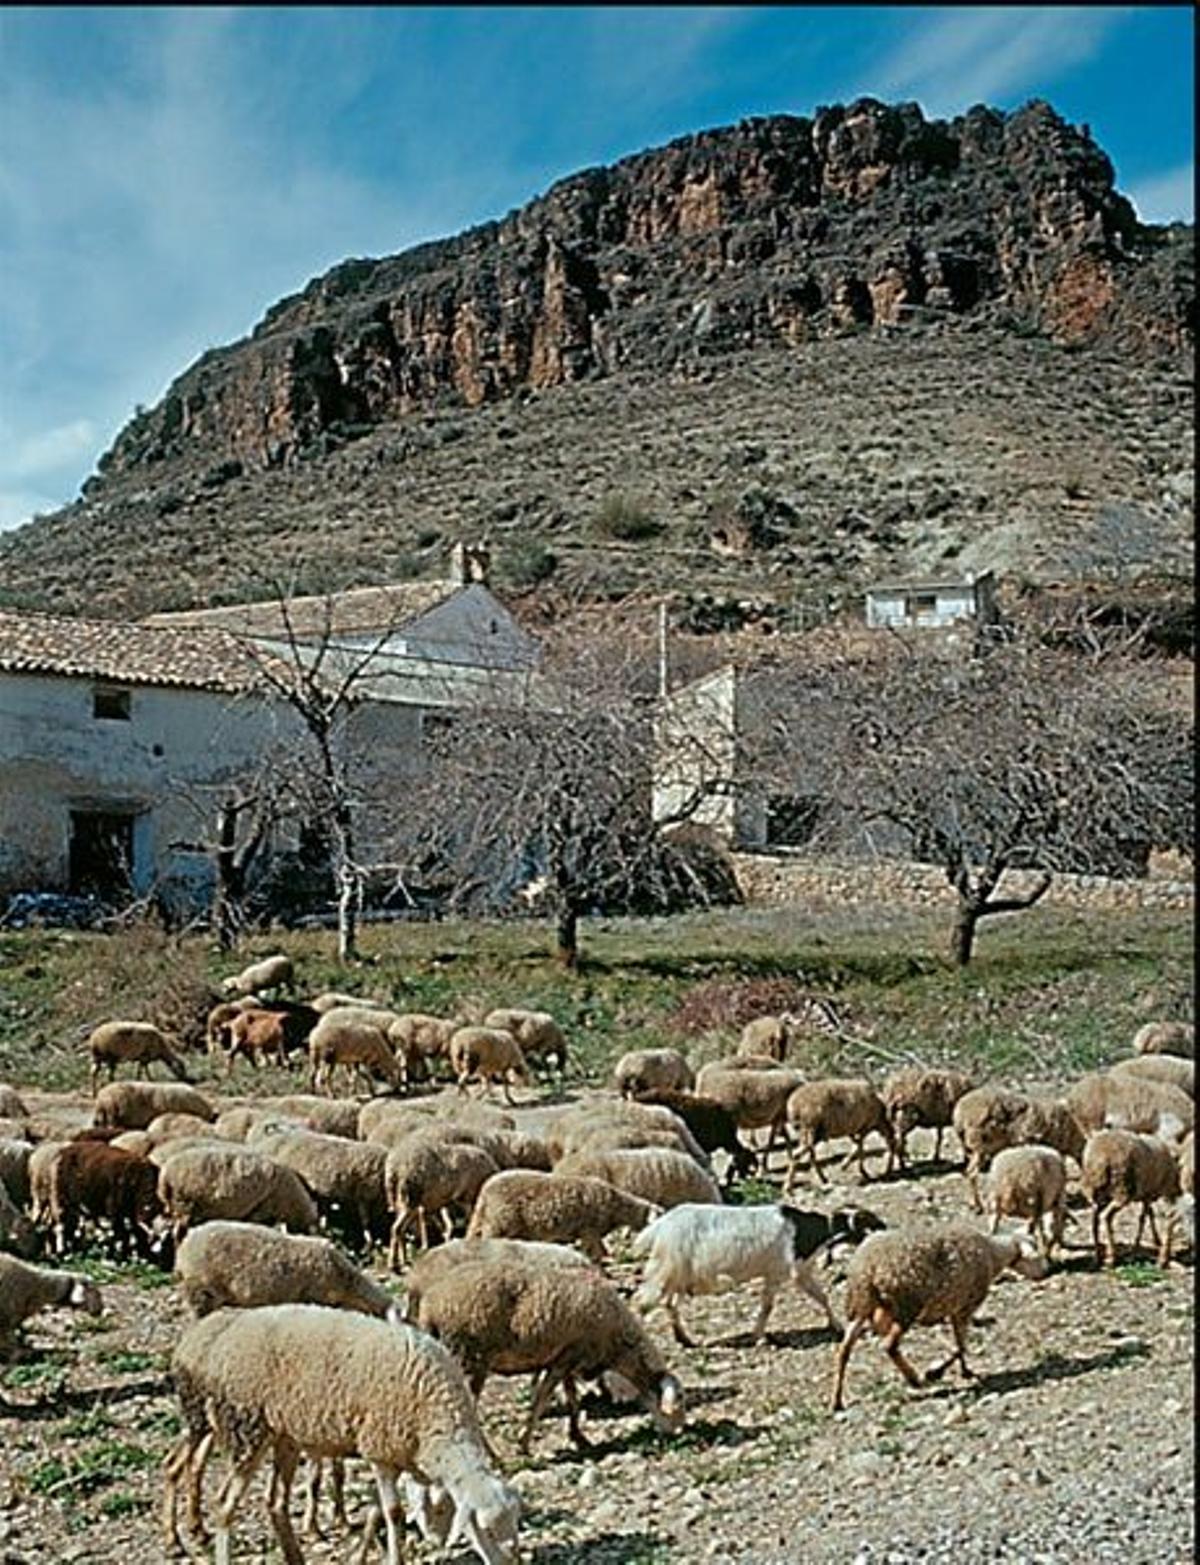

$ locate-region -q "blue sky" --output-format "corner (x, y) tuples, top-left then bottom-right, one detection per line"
(0, 5), (1193, 534)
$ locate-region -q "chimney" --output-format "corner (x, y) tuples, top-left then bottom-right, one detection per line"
(449, 541), (490, 585)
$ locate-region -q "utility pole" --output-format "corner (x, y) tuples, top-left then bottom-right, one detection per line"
(657, 598), (669, 698)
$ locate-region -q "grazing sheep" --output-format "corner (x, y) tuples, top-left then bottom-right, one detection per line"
(1080, 1129), (1181, 1267)
(483, 1009), (568, 1077)
(387, 1013), (462, 1076)
(0, 1117), (30, 1144)
(466, 1170), (656, 1261)
(156, 1144), (318, 1244)
(545, 1100), (708, 1167)
(632, 1202), (886, 1347)
(143, 1112), (216, 1146)
(46, 1139), (163, 1260)
(309, 991), (391, 1014)
(0, 1181), (37, 1258)
(449, 1027), (530, 1105)
(173, 1221), (393, 1318)
(985, 1145), (1070, 1259)
(830, 1222), (1047, 1411)
(0, 1085), (27, 1119)
(308, 1011), (406, 1096)
(632, 1089), (757, 1184)
(87, 1021), (191, 1094)
(0, 1254), (102, 1350)
(386, 1137), (500, 1267)
(401, 1238), (590, 1321)
(1163, 1133), (1196, 1265)
(1065, 1073), (1193, 1143)
(163, 1304), (521, 1565)
(220, 952), (295, 998)
(413, 1258), (685, 1453)
(0, 1137), (32, 1208)
(881, 1067), (975, 1169)
(1133, 1020), (1194, 1058)
(737, 1015), (795, 1063)
(613, 1048), (694, 1098)
(784, 1079), (895, 1190)
(265, 1096), (362, 1140)
(1111, 1054), (1195, 1099)
(953, 1087), (1085, 1210)
(92, 1080), (214, 1132)
(554, 1146), (722, 1210)
(249, 1125), (390, 1249)
(224, 1006), (318, 1073)
(693, 1060), (803, 1166)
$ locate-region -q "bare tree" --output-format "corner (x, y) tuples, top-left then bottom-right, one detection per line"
(392, 636), (737, 968)
(750, 624), (1193, 965)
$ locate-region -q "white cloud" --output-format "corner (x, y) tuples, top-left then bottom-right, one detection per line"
(1127, 162), (1194, 225)
(862, 6), (1132, 115)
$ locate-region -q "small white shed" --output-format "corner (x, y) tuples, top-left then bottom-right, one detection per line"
(864, 570), (997, 630)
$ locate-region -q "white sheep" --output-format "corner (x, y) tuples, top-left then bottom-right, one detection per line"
(783, 1078), (896, 1189)
(173, 1221), (394, 1317)
(86, 1020), (192, 1094)
(401, 1237), (591, 1321)
(1065, 1072), (1193, 1143)
(1111, 1054), (1194, 1098)
(984, 1145), (1070, 1259)
(612, 1047), (695, 1097)
(482, 1009), (568, 1076)
(693, 1059), (803, 1166)
(156, 1144), (319, 1243)
(386, 1136), (500, 1266)
(466, 1169), (656, 1261)
(632, 1202), (886, 1346)
(308, 1010), (406, 1096)
(1132, 1020), (1194, 1058)
(412, 1255), (685, 1453)
(737, 1015), (795, 1062)
(881, 1066), (975, 1168)
(220, 952), (295, 997)
(92, 1080), (214, 1131)
(0, 1253), (102, 1350)
(163, 1304), (521, 1565)
(264, 1095), (363, 1140)
(1080, 1129), (1182, 1267)
(248, 1124), (390, 1249)
(448, 1027), (530, 1104)
(553, 1146), (722, 1209)
(830, 1221), (1047, 1411)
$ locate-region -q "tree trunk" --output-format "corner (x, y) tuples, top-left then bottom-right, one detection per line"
(555, 903), (579, 969)
(336, 863), (359, 965)
(213, 798), (244, 953)
(950, 899), (980, 967)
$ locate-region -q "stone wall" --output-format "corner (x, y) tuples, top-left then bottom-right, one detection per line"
(730, 852), (1194, 912)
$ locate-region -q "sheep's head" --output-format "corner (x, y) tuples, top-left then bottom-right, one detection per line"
(68, 1278), (103, 1316)
(643, 1370), (686, 1436)
(445, 1473), (521, 1565)
(1006, 1235), (1050, 1282)
(830, 1207), (887, 1245)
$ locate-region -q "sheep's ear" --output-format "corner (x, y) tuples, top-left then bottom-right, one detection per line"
(658, 1373), (684, 1419)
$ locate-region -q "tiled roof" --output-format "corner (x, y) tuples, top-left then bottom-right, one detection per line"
(0, 610), (267, 694)
(145, 581), (461, 639)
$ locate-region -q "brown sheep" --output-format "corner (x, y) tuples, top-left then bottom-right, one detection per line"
(46, 1140), (163, 1261)
(87, 1021), (191, 1095)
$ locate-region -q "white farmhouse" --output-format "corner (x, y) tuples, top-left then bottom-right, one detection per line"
(864, 569), (997, 630)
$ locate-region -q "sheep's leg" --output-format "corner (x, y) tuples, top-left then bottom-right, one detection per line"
(161, 1433), (196, 1554)
(1158, 1209), (1178, 1268)
(925, 1317), (972, 1383)
(300, 1460), (323, 1539)
(562, 1372), (592, 1451)
(932, 1125), (944, 1162)
(877, 1312), (923, 1390)
(520, 1365), (567, 1453)
(387, 1210), (412, 1272)
(830, 1316), (867, 1411)
(665, 1296), (696, 1348)
(782, 1145), (800, 1196)
(267, 1438), (305, 1565)
(1090, 1202), (1104, 1266)
(212, 1436), (270, 1565)
(751, 1278), (778, 1343)
(792, 1262), (841, 1334)
(416, 1206), (429, 1251)
(1102, 1201), (1124, 1268)
(1050, 1196), (1067, 1257)
(438, 1207), (455, 1244)
(371, 1463), (406, 1565)
(183, 1429), (214, 1542)
(1139, 1202), (1163, 1257)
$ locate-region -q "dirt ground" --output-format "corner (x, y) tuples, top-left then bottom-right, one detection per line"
(0, 1085), (1193, 1565)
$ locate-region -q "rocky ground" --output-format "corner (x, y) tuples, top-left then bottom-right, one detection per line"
(0, 1086), (1193, 1565)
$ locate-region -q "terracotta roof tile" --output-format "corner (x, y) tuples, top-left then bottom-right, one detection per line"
(0, 610), (266, 694)
(144, 581), (460, 639)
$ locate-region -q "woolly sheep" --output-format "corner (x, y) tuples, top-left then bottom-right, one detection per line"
(0, 1253), (102, 1349)
(830, 1222), (1047, 1411)
(482, 1009), (568, 1076)
(156, 1144), (318, 1243)
(386, 1137), (500, 1266)
(163, 1304), (521, 1565)
(412, 1257), (685, 1453)
(613, 1047), (694, 1097)
(466, 1170), (656, 1261)
(225, 1006), (318, 1073)
(1163, 1133), (1196, 1265)
(0, 1181), (37, 1259)
(737, 1015), (795, 1062)
(694, 1060), (803, 1165)
(387, 1013), (463, 1073)
(309, 991), (391, 1014)
(87, 1021), (191, 1094)
(1080, 1129), (1181, 1268)
(1133, 1020), (1194, 1058)
(784, 1079), (895, 1190)
(984, 1145), (1070, 1259)
(953, 1087), (1085, 1209)
(0, 1137), (32, 1208)
(401, 1238), (590, 1321)
(1065, 1073), (1193, 1143)
(0, 1117), (30, 1144)
(632, 1088), (757, 1184)
(1111, 1054), (1194, 1098)
(554, 1146), (722, 1210)
(632, 1202), (886, 1347)
(144, 1112), (217, 1146)
(220, 952), (295, 997)
(544, 1100), (708, 1167)
(358, 1098), (439, 1145)
(881, 1067), (975, 1169)
(46, 1139), (163, 1261)
(92, 1080), (214, 1132)
(173, 1221), (393, 1318)
(308, 1011), (406, 1096)
(265, 1095), (362, 1140)
(449, 1027), (530, 1104)
(0, 1085), (27, 1119)
(249, 1125), (390, 1248)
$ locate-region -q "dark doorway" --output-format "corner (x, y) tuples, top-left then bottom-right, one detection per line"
(68, 811), (135, 900)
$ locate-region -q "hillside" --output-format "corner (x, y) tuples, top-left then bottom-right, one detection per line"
(0, 96), (1193, 624)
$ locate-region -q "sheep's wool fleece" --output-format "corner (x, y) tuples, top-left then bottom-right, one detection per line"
(173, 1305), (482, 1462)
(845, 1224), (1016, 1329)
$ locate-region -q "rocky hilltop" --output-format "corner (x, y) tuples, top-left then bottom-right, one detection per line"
(1, 97), (1193, 621)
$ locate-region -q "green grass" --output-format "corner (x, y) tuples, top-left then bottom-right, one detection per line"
(1113, 1261), (1166, 1289)
(27, 1439), (158, 1499)
(0, 902), (1191, 1093)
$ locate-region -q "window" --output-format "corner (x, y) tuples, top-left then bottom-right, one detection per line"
(909, 593), (939, 620)
(93, 685), (131, 721)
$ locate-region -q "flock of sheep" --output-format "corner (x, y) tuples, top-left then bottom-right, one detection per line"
(0, 946), (1194, 1565)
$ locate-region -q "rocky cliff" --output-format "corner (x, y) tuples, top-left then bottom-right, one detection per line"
(94, 98), (1192, 480)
